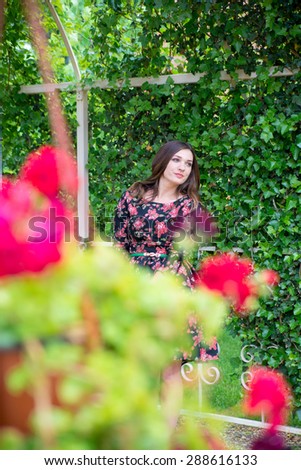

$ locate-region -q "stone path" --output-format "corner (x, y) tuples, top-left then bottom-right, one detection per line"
(222, 423), (301, 450)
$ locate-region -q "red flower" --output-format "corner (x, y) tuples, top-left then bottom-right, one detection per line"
(0, 178), (71, 277)
(260, 269), (280, 286)
(22, 198), (70, 273)
(243, 366), (291, 431)
(196, 252), (256, 313)
(0, 215), (25, 276)
(20, 145), (77, 198)
(251, 430), (289, 450)
(169, 206), (218, 243)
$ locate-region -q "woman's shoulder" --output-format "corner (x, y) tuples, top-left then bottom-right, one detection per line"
(177, 194), (194, 206)
(118, 189), (143, 207)
(177, 194), (202, 214)
(122, 189), (132, 198)
(116, 190), (133, 210)
(119, 189), (134, 200)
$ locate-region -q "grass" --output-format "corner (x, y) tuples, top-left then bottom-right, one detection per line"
(209, 328), (244, 413)
(182, 329), (301, 430)
(182, 327), (246, 416)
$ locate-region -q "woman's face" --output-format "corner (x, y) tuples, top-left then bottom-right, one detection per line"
(162, 148), (193, 187)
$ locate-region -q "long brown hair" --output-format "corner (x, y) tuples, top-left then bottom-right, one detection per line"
(129, 141), (200, 207)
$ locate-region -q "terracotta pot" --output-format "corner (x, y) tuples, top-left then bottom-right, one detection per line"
(0, 298), (99, 434)
(0, 346), (60, 434)
(0, 346), (33, 433)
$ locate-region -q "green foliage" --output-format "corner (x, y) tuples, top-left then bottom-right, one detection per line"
(207, 328), (243, 412)
(1, 0), (49, 169)
(1, 0), (301, 414)
(0, 243), (227, 449)
(41, 0), (94, 82)
(88, 0), (301, 80)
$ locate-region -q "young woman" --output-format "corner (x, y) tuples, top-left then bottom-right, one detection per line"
(114, 140), (219, 429)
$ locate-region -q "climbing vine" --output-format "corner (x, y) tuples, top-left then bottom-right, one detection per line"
(1, 0), (301, 411)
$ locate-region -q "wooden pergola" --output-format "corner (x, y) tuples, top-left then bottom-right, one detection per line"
(4, 0), (301, 436)
(17, 1), (298, 243)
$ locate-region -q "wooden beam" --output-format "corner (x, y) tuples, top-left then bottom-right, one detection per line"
(45, 0), (81, 81)
(76, 89), (89, 241)
(20, 67), (299, 94)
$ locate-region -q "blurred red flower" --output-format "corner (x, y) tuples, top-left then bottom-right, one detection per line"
(168, 206), (218, 243)
(251, 430), (289, 450)
(0, 180), (58, 276)
(0, 146), (76, 277)
(20, 145), (77, 198)
(243, 366), (292, 431)
(196, 252), (256, 313)
(259, 269), (280, 286)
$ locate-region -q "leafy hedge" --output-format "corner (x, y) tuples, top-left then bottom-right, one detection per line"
(87, 74), (301, 414)
(1, 0), (301, 412)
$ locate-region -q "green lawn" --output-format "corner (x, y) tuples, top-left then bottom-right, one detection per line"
(182, 327), (246, 417)
(182, 329), (301, 429)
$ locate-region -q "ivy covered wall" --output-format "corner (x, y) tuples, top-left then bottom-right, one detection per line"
(1, 0), (301, 411)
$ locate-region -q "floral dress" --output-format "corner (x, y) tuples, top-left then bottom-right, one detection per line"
(114, 190), (219, 362)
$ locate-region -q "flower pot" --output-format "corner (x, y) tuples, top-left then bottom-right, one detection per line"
(0, 345), (60, 434)
(0, 294), (100, 435)
(0, 346), (33, 433)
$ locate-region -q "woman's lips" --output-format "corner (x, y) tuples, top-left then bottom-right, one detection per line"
(175, 173), (184, 178)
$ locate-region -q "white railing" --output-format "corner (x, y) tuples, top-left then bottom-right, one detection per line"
(95, 242), (301, 434)
(180, 344), (301, 435)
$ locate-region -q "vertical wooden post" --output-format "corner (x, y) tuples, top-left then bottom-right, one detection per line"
(76, 88), (89, 242)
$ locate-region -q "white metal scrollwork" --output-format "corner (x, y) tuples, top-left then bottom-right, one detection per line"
(240, 343), (278, 390)
(240, 344), (255, 390)
(240, 343), (278, 423)
(181, 362), (220, 407)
